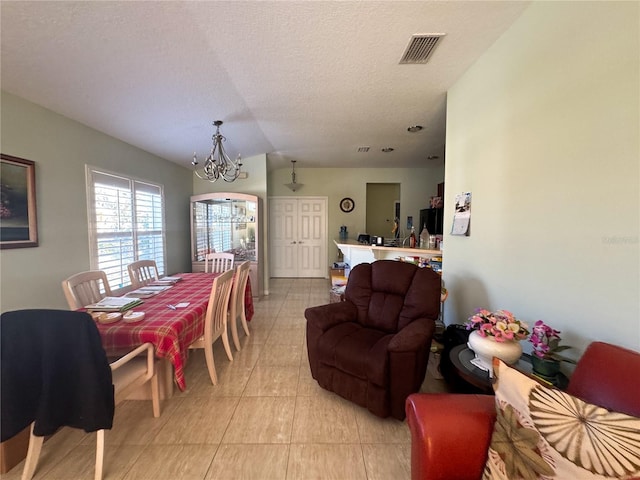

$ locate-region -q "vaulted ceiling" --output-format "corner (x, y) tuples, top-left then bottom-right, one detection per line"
(1, 1), (529, 171)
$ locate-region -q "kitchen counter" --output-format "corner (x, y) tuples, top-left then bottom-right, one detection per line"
(334, 239), (442, 269)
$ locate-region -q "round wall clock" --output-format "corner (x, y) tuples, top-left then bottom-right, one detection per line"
(340, 197), (355, 213)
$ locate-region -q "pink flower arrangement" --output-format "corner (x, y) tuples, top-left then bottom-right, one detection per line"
(529, 320), (575, 363)
(465, 308), (529, 342)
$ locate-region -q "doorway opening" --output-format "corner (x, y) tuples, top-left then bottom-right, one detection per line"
(365, 183), (400, 239)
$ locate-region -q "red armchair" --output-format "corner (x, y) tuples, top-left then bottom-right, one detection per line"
(405, 341), (640, 480)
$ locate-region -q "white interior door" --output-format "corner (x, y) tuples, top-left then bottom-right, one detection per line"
(297, 198), (327, 277)
(270, 198), (298, 277)
(270, 197), (327, 278)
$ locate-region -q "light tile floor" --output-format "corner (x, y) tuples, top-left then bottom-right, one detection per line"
(2, 278), (450, 480)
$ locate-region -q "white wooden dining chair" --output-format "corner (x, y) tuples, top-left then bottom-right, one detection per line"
(188, 268), (235, 385)
(127, 259), (159, 288)
(204, 252), (234, 273)
(62, 270), (112, 310)
(1, 310), (160, 480)
(229, 261), (251, 351)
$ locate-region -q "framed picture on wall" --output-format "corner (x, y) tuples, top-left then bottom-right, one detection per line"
(1, 154), (38, 249)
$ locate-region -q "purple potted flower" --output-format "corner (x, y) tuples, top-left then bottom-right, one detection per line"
(529, 320), (576, 377)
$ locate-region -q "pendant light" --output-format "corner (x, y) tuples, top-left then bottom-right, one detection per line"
(285, 160), (303, 192)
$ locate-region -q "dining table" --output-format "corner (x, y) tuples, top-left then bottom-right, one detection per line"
(94, 272), (254, 391)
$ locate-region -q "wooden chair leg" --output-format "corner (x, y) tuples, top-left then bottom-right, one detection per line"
(222, 326), (234, 362)
(204, 344), (218, 385)
(240, 310), (250, 337)
(21, 423), (43, 480)
(94, 429), (105, 480)
(230, 313), (241, 351)
(151, 371), (161, 418)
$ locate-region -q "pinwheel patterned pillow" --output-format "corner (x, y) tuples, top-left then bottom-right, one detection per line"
(483, 359), (640, 480)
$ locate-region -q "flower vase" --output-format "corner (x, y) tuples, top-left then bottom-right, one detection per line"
(531, 356), (561, 379)
(467, 330), (523, 376)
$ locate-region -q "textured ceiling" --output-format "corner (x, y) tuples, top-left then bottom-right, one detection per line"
(0, 1), (529, 171)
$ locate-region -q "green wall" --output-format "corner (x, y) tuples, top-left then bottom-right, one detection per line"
(0, 92), (194, 312)
(443, 1), (639, 355)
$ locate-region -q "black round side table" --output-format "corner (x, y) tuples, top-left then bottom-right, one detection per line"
(448, 344), (568, 393)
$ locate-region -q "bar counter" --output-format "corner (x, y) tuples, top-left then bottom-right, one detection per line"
(334, 239), (442, 269)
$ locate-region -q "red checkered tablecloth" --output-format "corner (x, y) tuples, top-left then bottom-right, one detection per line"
(95, 272), (254, 391)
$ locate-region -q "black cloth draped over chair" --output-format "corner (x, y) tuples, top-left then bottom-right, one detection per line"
(0, 309), (115, 442)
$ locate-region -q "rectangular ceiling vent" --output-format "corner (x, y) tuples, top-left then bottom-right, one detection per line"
(399, 34), (445, 64)
(357, 146), (370, 153)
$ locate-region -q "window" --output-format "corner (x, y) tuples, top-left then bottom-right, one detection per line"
(86, 167), (166, 290)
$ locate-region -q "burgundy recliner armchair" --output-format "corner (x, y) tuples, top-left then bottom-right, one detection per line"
(305, 260), (442, 420)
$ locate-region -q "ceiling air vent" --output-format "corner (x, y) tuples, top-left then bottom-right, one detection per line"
(357, 146), (370, 153)
(399, 34), (445, 64)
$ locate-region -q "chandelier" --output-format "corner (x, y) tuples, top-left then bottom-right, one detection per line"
(192, 120), (242, 182)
